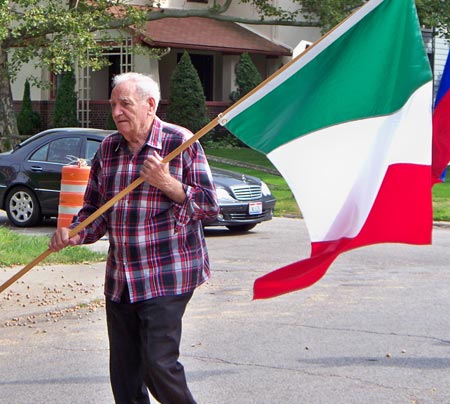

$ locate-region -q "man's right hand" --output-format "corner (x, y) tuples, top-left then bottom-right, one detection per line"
(48, 227), (81, 252)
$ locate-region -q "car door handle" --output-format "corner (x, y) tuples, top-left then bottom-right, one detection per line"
(31, 166), (43, 171)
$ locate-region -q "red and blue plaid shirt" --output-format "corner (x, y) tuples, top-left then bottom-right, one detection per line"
(73, 117), (219, 303)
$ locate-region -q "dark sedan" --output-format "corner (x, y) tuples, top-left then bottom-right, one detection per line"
(202, 167), (275, 232)
(0, 128), (276, 232)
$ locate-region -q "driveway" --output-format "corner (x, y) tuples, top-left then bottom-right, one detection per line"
(1, 214), (450, 403)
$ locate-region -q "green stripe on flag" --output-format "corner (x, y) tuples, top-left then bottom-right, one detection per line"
(224, 0), (432, 155)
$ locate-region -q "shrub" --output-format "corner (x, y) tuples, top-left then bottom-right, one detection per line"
(230, 52), (262, 103)
(17, 80), (41, 137)
(53, 70), (79, 127)
(225, 52), (263, 147)
(167, 51), (209, 134)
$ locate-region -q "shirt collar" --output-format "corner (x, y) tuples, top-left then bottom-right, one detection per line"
(145, 116), (163, 151)
(115, 116), (163, 153)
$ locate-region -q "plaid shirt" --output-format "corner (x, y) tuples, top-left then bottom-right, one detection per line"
(73, 117), (219, 303)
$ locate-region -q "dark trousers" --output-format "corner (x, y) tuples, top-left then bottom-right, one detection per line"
(106, 292), (196, 404)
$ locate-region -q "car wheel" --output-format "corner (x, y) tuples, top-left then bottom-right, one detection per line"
(5, 186), (42, 227)
(226, 223), (257, 232)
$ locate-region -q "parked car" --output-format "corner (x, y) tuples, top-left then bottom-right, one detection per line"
(0, 128), (276, 232)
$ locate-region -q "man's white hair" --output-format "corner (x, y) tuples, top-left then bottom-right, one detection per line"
(112, 72), (161, 107)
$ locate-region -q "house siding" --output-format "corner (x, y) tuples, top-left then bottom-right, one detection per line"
(434, 36), (450, 96)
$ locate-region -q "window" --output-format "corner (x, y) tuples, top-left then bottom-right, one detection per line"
(178, 53), (214, 101)
(30, 144), (49, 162)
(30, 137), (82, 164)
(85, 139), (102, 163)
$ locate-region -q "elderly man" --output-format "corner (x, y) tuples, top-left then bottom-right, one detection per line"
(49, 72), (219, 404)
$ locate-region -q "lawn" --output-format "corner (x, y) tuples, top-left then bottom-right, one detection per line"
(432, 169), (450, 221)
(205, 146), (301, 217)
(0, 227), (106, 267)
(205, 147), (450, 222)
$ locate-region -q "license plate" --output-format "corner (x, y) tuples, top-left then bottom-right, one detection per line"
(248, 202), (262, 215)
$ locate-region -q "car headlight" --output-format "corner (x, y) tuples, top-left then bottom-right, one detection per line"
(216, 187), (236, 202)
(261, 181), (272, 196)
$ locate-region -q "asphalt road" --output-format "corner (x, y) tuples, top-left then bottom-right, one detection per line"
(1, 215), (450, 404)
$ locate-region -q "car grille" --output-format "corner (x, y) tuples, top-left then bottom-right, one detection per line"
(229, 212), (267, 220)
(230, 185), (262, 200)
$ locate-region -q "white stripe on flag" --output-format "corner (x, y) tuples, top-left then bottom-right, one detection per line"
(267, 82), (432, 242)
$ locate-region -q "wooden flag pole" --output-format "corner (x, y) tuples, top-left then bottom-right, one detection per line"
(0, 117), (220, 294)
(0, 0), (373, 295)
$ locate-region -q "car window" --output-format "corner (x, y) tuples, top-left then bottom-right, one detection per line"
(30, 137), (82, 164)
(30, 144), (49, 161)
(85, 139), (102, 164)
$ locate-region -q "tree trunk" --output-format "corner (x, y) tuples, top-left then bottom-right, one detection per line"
(0, 42), (20, 152)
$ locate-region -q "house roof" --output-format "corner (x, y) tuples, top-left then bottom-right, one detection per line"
(139, 17), (292, 57)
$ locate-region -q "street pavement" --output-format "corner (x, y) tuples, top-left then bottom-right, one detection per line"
(1, 216), (450, 404)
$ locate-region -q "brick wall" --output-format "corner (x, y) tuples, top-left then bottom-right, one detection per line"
(14, 100), (231, 130)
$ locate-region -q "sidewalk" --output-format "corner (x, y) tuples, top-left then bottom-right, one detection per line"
(0, 261), (106, 325)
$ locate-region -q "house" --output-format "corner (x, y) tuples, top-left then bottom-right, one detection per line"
(10, 1), (448, 130)
(422, 30), (450, 100)
(11, 0), (320, 130)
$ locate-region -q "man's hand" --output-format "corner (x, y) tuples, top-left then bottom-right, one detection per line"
(141, 151), (186, 204)
(141, 151), (172, 189)
(48, 227), (81, 252)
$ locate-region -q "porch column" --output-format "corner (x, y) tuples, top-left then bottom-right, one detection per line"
(134, 54), (160, 86)
(221, 54), (240, 102)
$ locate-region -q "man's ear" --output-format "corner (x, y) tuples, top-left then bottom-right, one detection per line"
(147, 97), (157, 115)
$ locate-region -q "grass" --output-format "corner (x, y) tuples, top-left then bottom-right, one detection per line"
(206, 147), (277, 169)
(206, 146), (301, 217)
(2, 149), (448, 267)
(206, 147), (450, 222)
(432, 170), (450, 221)
(210, 161), (301, 217)
(0, 226), (107, 267)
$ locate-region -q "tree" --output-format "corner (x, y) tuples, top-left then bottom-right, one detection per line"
(297, 0), (450, 36)
(230, 52), (262, 103)
(0, 0), (448, 151)
(17, 80), (41, 139)
(53, 70), (79, 128)
(0, 0), (309, 151)
(167, 51), (209, 134)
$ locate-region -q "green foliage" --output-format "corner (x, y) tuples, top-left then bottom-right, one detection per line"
(53, 70), (79, 127)
(239, 0), (300, 21)
(225, 52), (263, 147)
(298, 0), (363, 34)
(167, 51), (209, 134)
(298, 0), (450, 37)
(230, 53), (262, 103)
(105, 111), (117, 130)
(415, 0), (450, 37)
(17, 80), (41, 137)
(4, 0), (151, 80)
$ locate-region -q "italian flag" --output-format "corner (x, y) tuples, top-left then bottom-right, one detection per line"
(219, 0), (433, 299)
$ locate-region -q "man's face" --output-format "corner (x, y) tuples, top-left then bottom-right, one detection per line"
(110, 81), (156, 140)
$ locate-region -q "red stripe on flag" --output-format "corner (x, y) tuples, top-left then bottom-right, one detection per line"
(253, 164), (432, 299)
(432, 91), (450, 183)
